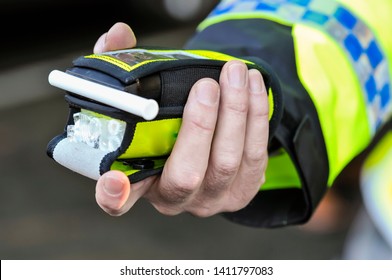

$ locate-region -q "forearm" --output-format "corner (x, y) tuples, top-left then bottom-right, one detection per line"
(185, 0), (392, 227)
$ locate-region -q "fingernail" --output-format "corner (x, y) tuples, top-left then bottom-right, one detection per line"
(103, 175), (124, 197)
(196, 80), (219, 106)
(228, 62), (247, 88)
(249, 70), (264, 95)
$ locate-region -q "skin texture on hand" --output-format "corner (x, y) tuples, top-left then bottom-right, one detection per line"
(93, 22), (269, 218)
(93, 22), (137, 54)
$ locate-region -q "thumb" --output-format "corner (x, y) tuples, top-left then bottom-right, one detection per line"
(95, 170), (153, 216)
(93, 22), (137, 54)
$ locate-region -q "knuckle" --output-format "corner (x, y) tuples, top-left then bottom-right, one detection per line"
(243, 147), (267, 166)
(159, 185), (193, 204)
(188, 114), (216, 135)
(254, 107), (269, 119)
(159, 174), (202, 204)
(225, 100), (248, 115)
(213, 159), (240, 178)
(201, 182), (228, 199)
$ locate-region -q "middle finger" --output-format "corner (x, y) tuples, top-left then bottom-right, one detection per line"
(201, 60), (250, 199)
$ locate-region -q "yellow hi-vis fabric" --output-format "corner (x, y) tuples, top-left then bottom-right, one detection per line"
(198, 0), (392, 188)
(294, 0), (392, 185)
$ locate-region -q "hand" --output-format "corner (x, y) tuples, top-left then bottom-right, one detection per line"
(94, 22), (270, 218)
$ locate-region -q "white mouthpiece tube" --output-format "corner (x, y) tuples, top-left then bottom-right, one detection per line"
(48, 70), (159, 120)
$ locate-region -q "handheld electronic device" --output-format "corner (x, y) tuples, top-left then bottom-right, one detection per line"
(47, 48), (281, 183)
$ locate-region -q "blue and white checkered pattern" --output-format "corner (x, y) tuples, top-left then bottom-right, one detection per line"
(204, 0), (391, 133)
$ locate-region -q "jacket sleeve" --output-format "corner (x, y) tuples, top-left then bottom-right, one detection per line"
(184, 0), (392, 228)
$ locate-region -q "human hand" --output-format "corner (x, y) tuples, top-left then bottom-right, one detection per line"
(94, 22), (270, 218)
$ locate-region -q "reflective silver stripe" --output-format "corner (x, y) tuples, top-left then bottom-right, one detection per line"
(203, 0), (391, 133)
(53, 138), (106, 180)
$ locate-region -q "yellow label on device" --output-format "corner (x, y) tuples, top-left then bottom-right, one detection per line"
(86, 48), (253, 72)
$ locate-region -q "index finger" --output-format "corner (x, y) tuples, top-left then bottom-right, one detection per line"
(144, 79), (220, 213)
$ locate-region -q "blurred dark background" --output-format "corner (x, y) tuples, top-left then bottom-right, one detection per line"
(0, 0), (361, 259)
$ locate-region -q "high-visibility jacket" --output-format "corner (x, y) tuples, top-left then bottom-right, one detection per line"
(184, 0), (392, 228)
